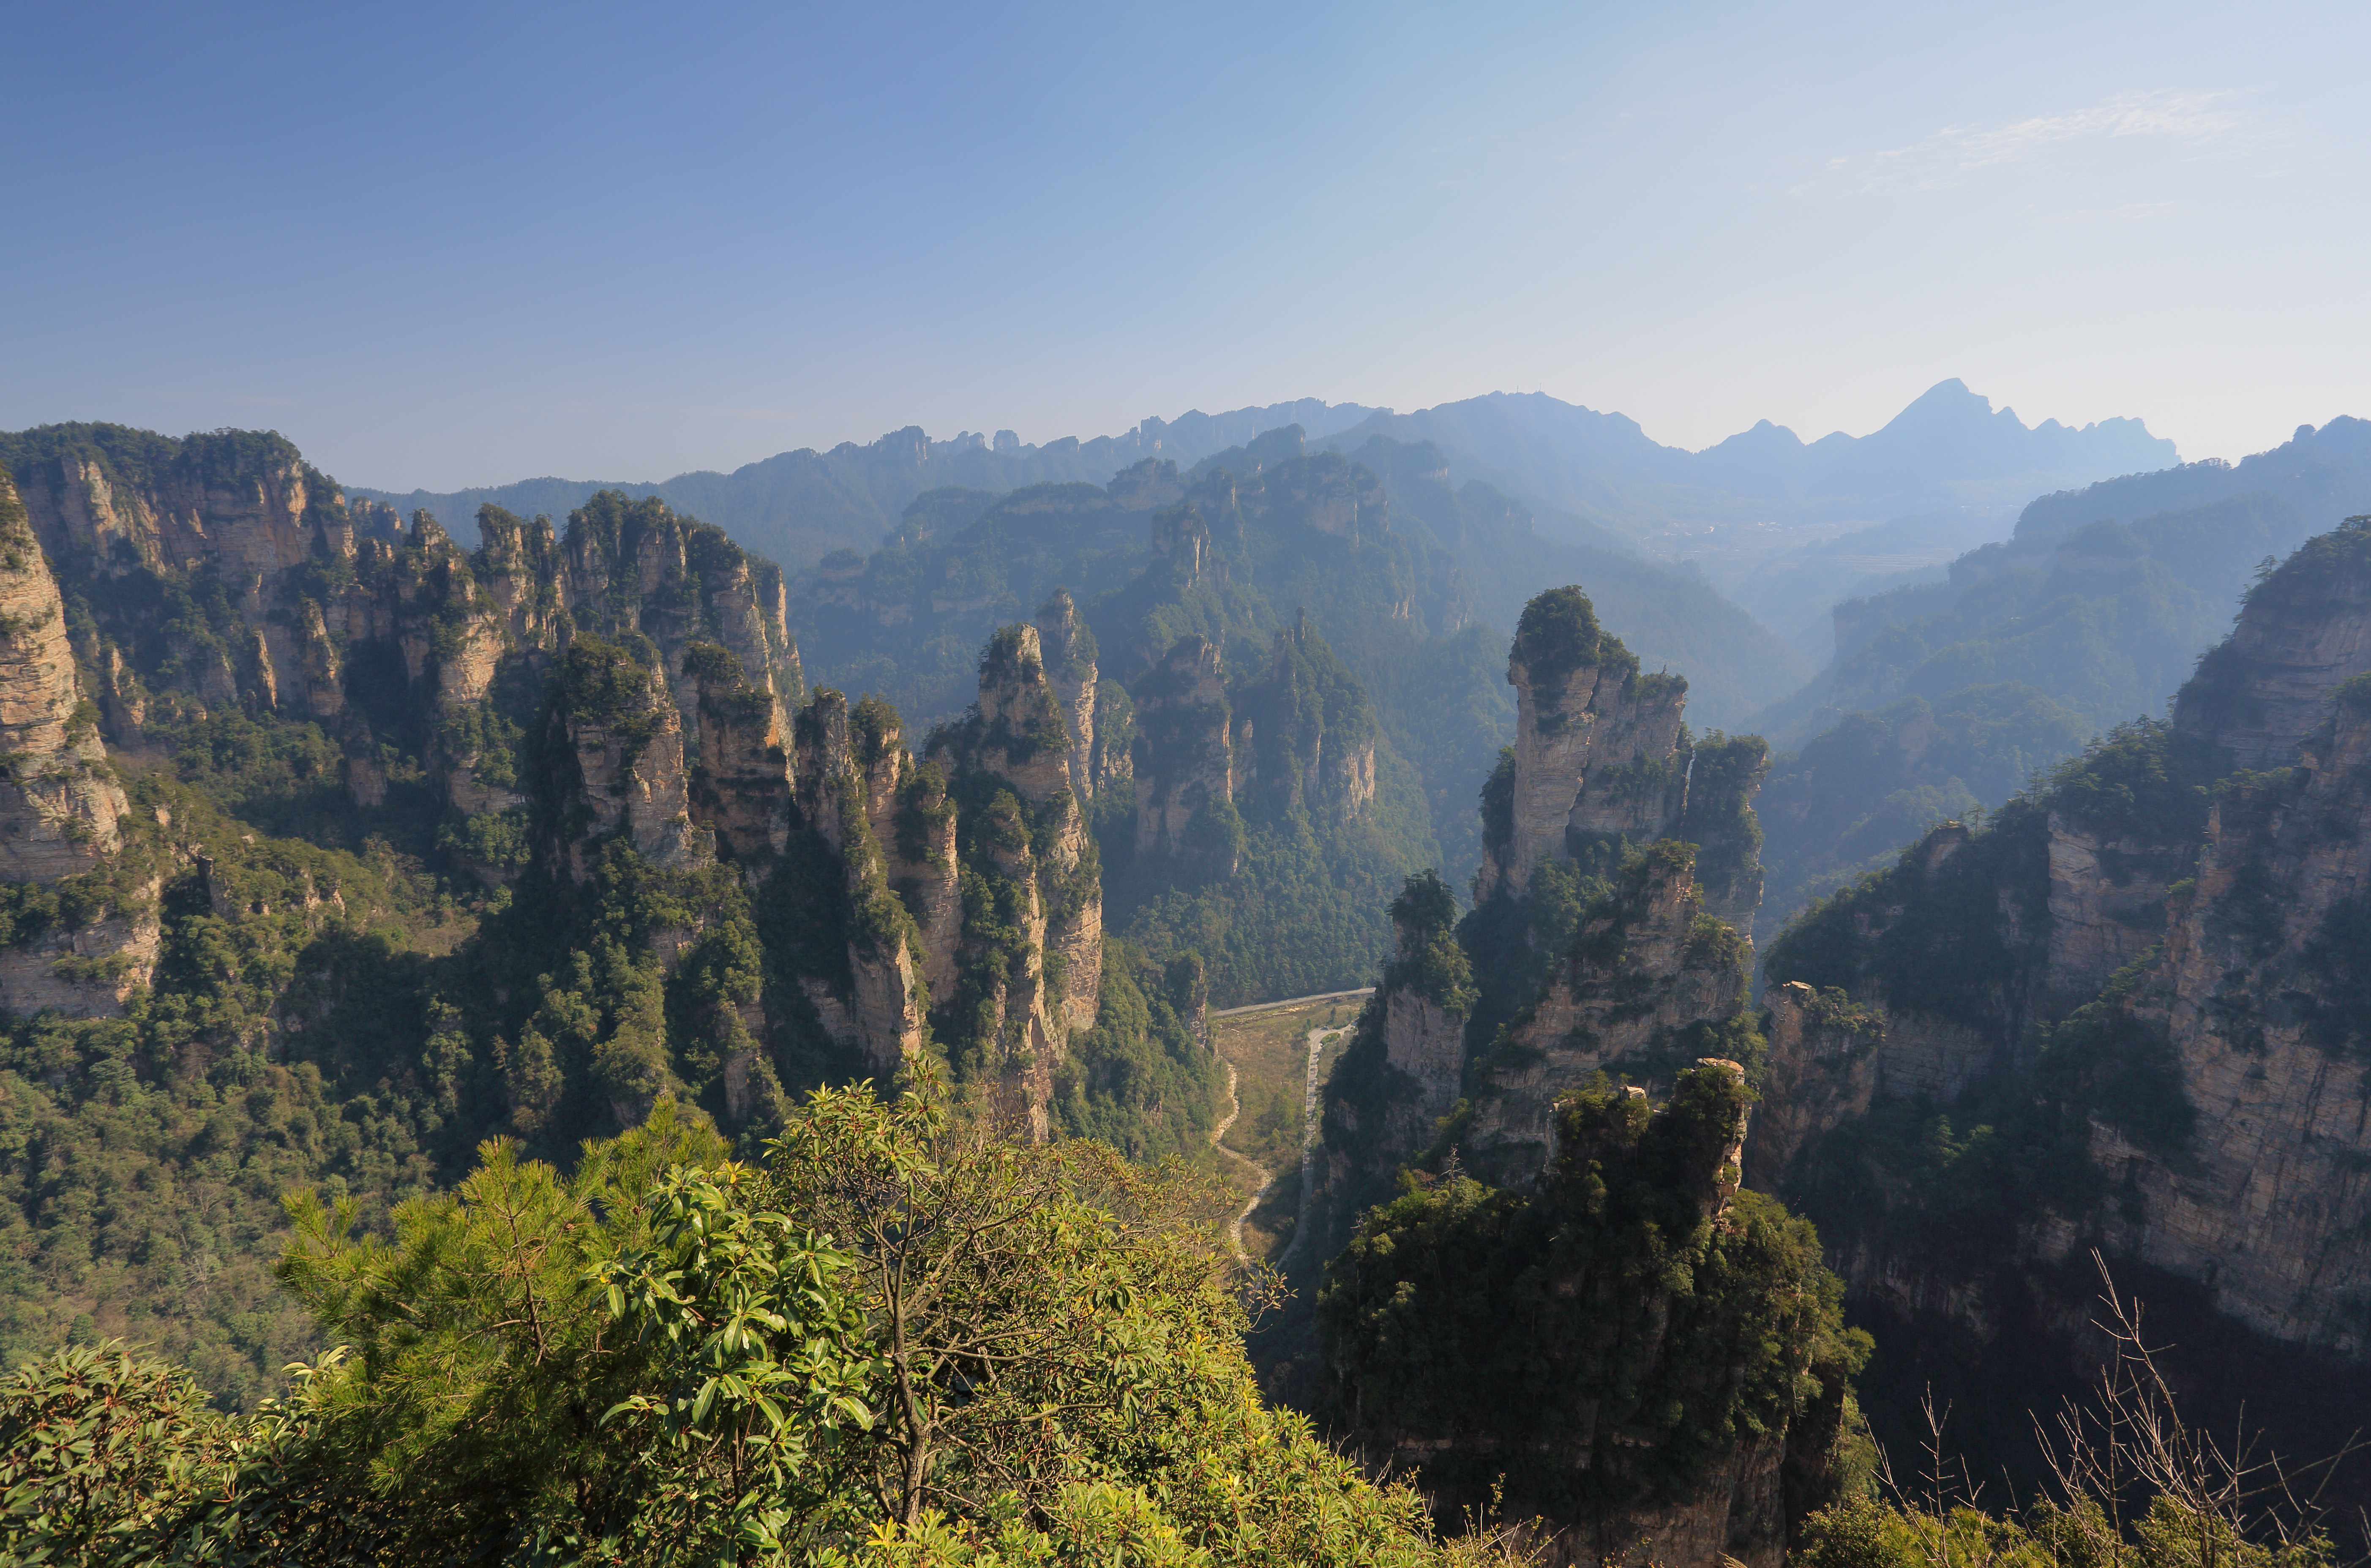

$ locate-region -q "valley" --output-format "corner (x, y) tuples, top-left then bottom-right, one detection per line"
(6, 393), (2370, 1564)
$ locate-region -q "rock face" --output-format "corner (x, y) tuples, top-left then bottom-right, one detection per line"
(8, 434), (802, 839)
(2038, 810), (2188, 1012)
(793, 690), (930, 1077)
(0, 887), (162, 1020)
(1743, 982), (1883, 1190)
(1231, 612), (1379, 827)
(685, 643), (793, 865)
(1462, 843), (1752, 1189)
(2173, 516), (2371, 769)
(1032, 589), (1099, 800)
(2094, 687), (2371, 1352)
(548, 639), (706, 881)
(970, 625), (1074, 805)
(1746, 518), (2371, 1506)
(1132, 635), (1232, 856)
(0, 471), (126, 883)
(1473, 587), (1736, 903)
(923, 622), (1110, 1134)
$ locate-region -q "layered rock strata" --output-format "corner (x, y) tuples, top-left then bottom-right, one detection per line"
(1473, 586), (1742, 905)
(1131, 635), (1232, 856)
(2092, 688), (2371, 1351)
(0, 471), (126, 883)
(1462, 842), (1752, 1189)
(2173, 515), (2371, 769)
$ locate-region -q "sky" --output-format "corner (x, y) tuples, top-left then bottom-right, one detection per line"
(5, 0), (2366, 492)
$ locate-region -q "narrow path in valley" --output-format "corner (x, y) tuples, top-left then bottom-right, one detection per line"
(1201, 987), (1371, 1265)
(1208, 1057), (1272, 1259)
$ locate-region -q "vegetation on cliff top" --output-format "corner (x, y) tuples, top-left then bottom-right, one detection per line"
(1319, 1064), (1868, 1521)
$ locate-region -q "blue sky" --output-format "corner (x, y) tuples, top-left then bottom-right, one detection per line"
(6, 1), (2365, 490)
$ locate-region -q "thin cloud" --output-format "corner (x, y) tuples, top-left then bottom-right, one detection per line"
(1805, 90), (2261, 196)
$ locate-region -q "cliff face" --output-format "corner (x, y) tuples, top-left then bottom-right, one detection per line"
(1462, 843), (1753, 1189)
(1747, 518), (2371, 1506)
(0, 471), (126, 884)
(1743, 982), (1884, 1191)
(923, 621), (1109, 1133)
(9, 432), (802, 834)
(2092, 689), (2371, 1352)
(2173, 516), (2371, 769)
(1230, 613), (1379, 827)
(1131, 635), (1232, 857)
(1032, 589), (1099, 801)
(792, 690), (929, 1077)
(547, 638), (706, 881)
(685, 643), (793, 865)
(1474, 587), (1735, 904)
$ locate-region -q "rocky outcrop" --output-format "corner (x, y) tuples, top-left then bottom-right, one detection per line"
(2038, 810), (2188, 1012)
(1104, 457), (1184, 512)
(685, 642), (792, 865)
(0, 889), (162, 1020)
(793, 690), (929, 1076)
(0, 472), (126, 882)
(1323, 1064), (1853, 1568)
(1743, 982), (1884, 1189)
(549, 639), (706, 881)
(1460, 842), (1752, 1189)
(1033, 589), (1099, 799)
(1476, 588), (1698, 901)
(2088, 687), (2371, 1353)
(1231, 613), (1378, 827)
(917, 623), (1111, 1132)
(970, 625), (1074, 805)
(2174, 515), (2371, 769)
(1131, 635), (1232, 857)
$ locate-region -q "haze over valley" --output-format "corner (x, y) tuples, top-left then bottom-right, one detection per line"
(7, 4), (2371, 1564)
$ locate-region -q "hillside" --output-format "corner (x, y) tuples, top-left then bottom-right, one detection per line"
(1746, 417), (2371, 934)
(353, 400), (1384, 572)
(1754, 513), (2371, 1503)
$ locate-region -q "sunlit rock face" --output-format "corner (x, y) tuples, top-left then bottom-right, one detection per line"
(1462, 843), (1752, 1190)
(0, 470), (126, 886)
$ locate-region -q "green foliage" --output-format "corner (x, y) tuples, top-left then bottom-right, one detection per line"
(76, 1083), (1460, 1565)
(554, 635), (662, 759)
(1510, 584), (1634, 698)
(1795, 1492), (2336, 1568)
(0, 777), (472, 1407)
(1052, 941), (1226, 1162)
(1680, 728), (1770, 907)
(1319, 1065), (1864, 1519)
(1384, 870), (1476, 1014)
(0, 1339), (237, 1561)
(1106, 619), (1442, 1006)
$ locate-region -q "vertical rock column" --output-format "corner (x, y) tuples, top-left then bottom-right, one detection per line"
(1034, 588), (1099, 802)
(0, 472), (126, 883)
(1479, 586), (1689, 900)
(1132, 635), (1232, 857)
(793, 690), (928, 1076)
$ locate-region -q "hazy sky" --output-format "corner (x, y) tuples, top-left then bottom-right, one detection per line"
(7, 1), (2365, 491)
